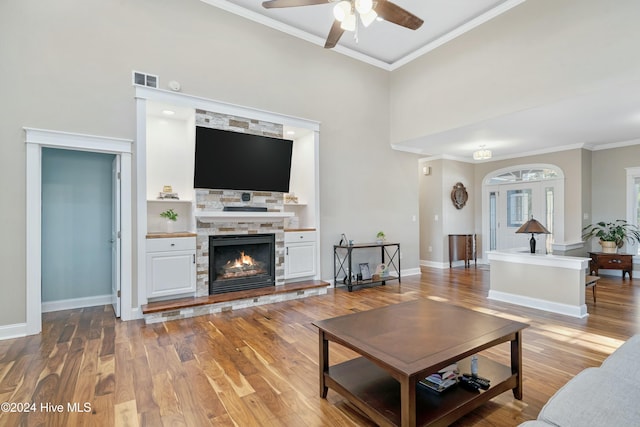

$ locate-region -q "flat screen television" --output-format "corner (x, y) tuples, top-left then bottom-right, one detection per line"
(194, 126), (293, 193)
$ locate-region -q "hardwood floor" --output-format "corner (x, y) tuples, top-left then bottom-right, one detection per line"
(1, 266), (639, 426)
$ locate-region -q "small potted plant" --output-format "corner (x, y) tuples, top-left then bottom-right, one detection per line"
(376, 231), (386, 244)
(160, 209), (178, 233)
(582, 219), (640, 253)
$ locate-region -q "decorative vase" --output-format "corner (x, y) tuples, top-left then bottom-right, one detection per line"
(166, 220), (175, 234)
(599, 240), (617, 253)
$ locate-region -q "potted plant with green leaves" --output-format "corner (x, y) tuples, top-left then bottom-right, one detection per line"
(376, 231), (386, 244)
(581, 219), (640, 253)
(160, 208), (178, 233)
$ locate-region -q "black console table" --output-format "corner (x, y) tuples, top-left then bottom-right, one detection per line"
(333, 242), (401, 292)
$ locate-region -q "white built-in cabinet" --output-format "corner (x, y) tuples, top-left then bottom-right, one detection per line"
(146, 236), (196, 298)
(284, 231), (317, 280)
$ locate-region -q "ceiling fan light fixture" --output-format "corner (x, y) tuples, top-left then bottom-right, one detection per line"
(355, 0), (373, 14)
(360, 8), (377, 27)
(341, 12), (356, 31)
(333, 1), (351, 22)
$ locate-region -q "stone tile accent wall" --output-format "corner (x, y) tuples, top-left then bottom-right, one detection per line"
(196, 190), (284, 212)
(193, 109), (287, 297)
(195, 109), (283, 138)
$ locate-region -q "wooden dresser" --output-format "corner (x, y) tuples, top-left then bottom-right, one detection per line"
(448, 234), (476, 268)
(588, 252), (633, 279)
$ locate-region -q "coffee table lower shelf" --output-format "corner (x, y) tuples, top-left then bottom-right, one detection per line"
(325, 355), (517, 427)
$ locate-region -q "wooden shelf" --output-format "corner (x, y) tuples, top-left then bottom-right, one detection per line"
(337, 276), (399, 289)
(325, 355), (516, 427)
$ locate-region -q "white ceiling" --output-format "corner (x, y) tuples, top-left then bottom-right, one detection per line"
(198, 1), (640, 161)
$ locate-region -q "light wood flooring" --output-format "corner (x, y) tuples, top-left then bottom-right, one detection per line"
(1, 266), (639, 426)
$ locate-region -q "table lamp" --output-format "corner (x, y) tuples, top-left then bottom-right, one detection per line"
(516, 217), (550, 253)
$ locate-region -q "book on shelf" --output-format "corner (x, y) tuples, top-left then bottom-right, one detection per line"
(419, 363), (460, 393)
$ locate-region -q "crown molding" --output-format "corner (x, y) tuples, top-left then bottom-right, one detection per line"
(200, 0), (392, 70)
(200, 0), (527, 71)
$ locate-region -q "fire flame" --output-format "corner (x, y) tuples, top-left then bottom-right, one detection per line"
(229, 251), (255, 268)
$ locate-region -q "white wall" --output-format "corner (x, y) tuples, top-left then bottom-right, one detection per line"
(146, 114), (196, 202)
(287, 131), (316, 228)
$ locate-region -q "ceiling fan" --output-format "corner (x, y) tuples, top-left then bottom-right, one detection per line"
(262, 0), (424, 49)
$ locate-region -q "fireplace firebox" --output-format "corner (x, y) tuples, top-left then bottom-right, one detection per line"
(209, 234), (275, 294)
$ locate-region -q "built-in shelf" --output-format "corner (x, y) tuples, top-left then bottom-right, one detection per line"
(195, 210), (294, 222)
(147, 199), (193, 204)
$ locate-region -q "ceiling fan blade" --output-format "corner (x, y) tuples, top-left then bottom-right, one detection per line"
(262, 0), (328, 8)
(324, 20), (345, 49)
(375, 0), (424, 30)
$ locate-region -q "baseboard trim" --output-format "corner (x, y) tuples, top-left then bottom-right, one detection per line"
(420, 260), (449, 269)
(0, 322), (28, 340)
(42, 294), (112, 313)
(488, 290), (588, 318)
(402, 267), (422, 277)
(420, 260), (487, 269)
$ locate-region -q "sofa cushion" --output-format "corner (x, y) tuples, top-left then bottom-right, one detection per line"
(600, 334), (640, 381)
(537, 367), (640, 427)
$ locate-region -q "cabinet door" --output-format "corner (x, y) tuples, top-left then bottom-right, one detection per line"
(285, 243), (316, 279)
(146, 250), (196, 297)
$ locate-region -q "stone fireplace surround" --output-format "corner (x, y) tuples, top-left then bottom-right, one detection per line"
(195, 211), (286, 298)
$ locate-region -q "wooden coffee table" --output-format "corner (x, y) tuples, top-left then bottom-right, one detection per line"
(313, 299), (529, 427)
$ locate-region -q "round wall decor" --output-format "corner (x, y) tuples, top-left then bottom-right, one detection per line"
(451, 182), (468, 209)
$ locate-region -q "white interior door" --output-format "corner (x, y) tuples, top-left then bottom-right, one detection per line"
(111, 156), (121, 317)
(495, 182), (546, 251)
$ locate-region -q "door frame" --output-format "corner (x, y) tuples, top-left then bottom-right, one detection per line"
(25, 128), (133, 336)
(482, 164), (565, 258)
(112, 155), (122, 317)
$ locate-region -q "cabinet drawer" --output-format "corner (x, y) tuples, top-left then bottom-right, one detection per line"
(146, 237), (196, 252)
(598, 256), (632, 268)
(285, 231), (316, 243)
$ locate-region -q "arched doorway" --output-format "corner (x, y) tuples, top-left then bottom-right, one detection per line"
(482, 164), (565, 256)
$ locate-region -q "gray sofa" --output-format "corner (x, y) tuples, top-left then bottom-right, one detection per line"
(519, 334), (640, 426)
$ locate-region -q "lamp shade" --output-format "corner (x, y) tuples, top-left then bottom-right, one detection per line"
(515, 218), (550, 235)
(515, 217), (550, 253)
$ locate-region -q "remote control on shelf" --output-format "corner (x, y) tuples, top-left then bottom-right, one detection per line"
(459, 376), (481, 391)
(461, 374), (490, 390)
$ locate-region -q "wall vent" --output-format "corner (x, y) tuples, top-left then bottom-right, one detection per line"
(132, 71), (158, 88)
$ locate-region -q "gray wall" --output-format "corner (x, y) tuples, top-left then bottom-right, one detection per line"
(0, 0), (419, 327)
(418, 159), (443, 262)
(389, 0), (640, 145)
(589, 146), (640, 253)
(419, 159), (475, 264)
